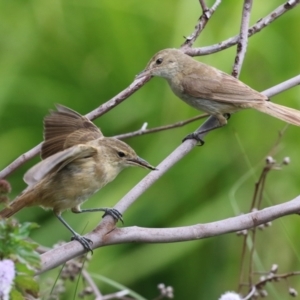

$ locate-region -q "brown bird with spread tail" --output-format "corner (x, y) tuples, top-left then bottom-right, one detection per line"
(0, 105), (156, 251)
(137, 48), (300, 139)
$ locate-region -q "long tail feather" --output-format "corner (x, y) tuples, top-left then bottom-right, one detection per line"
(254, 102), (300, 126)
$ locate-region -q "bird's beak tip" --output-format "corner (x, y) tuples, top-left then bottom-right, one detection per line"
(130, 157), (156, 171)
(143, 163), (157, 171)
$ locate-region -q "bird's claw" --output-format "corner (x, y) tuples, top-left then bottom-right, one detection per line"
(71, 235), (93, 253)
(182, 133), (205, 146)
(102, 208), (124, 223)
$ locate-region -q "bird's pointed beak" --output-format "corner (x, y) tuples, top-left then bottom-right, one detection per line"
(127, 156), (157, 170)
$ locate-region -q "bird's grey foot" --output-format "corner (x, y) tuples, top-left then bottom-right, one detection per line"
(71, 234), (93, 253)
(102, 208), (124, 223)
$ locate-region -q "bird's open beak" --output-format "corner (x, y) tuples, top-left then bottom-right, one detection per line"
(127, 157), (157, 170)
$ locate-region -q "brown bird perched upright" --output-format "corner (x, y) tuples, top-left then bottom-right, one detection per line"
(0, 105), (156, 251)
(137, 48), (300, 139)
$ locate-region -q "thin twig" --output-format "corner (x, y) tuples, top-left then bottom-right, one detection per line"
(243, 270), (300, 299)
(185, 0), (300, 56)
(248, 164), (270, 287)
(243, 286), (256, 300)
(248, 229), (257, 287)
(181, 0), (221, 50)
(255, 271), (300, 286)
(82, 269), (103, 300)
(267, 125), (289, 157)
(102, 290), (131, 300)
(237, 235), (248, 293)
(232, 0), (253, 78)
(113, 114), (208, 140)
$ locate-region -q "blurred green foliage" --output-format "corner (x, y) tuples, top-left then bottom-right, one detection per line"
(0, 0), (300, 298)
(0, 219), (40, 298)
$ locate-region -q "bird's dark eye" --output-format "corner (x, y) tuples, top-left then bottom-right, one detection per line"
(156, 58), (163, 65)
(117, 151), (125, 157)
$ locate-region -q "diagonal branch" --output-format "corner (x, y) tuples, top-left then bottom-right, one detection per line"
(85, 76), (151, 120)
(180, 0), (222, 50)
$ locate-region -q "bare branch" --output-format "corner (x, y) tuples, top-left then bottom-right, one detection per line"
(263, 74), (300, 98)
(232, 0), (253, 78)
(185, 0), (300, 56)
(113, 114), (208, 140)
(38, 194), (300, 273)
(180, 0), (221, 50)
(85, 76), (151, 120)
(0, 143), (42, 180)
(82, 269), (103, 300)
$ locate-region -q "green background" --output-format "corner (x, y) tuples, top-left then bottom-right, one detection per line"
(1, 0), (300, 299)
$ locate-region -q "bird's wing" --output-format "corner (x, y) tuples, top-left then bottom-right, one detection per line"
(181, 68), (267, 104)
(25, 144), (97, 186)
(41, 104), (103, 159)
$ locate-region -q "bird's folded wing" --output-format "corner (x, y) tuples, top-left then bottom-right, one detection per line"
(182, 70), (267, 104)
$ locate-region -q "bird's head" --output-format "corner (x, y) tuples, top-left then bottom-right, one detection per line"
(136, 48), (184, 80)
(97, 138), (156, 172)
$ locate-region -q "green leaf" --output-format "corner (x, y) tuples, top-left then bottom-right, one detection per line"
(15, 275), (39, 295)
(15, 262), (34, 275)
(10, 289), (24, 300)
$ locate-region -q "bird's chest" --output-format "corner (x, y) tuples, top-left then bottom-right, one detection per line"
(40, 160), (106, 210)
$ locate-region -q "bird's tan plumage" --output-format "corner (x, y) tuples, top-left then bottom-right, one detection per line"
(0, 104), (155, 251)
(137, 48), (300, 127)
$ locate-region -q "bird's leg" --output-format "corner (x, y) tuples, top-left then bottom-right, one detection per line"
(182, 114), (230, 144)
(55, 212), (93, 252)
(71, 206), (123, 223)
